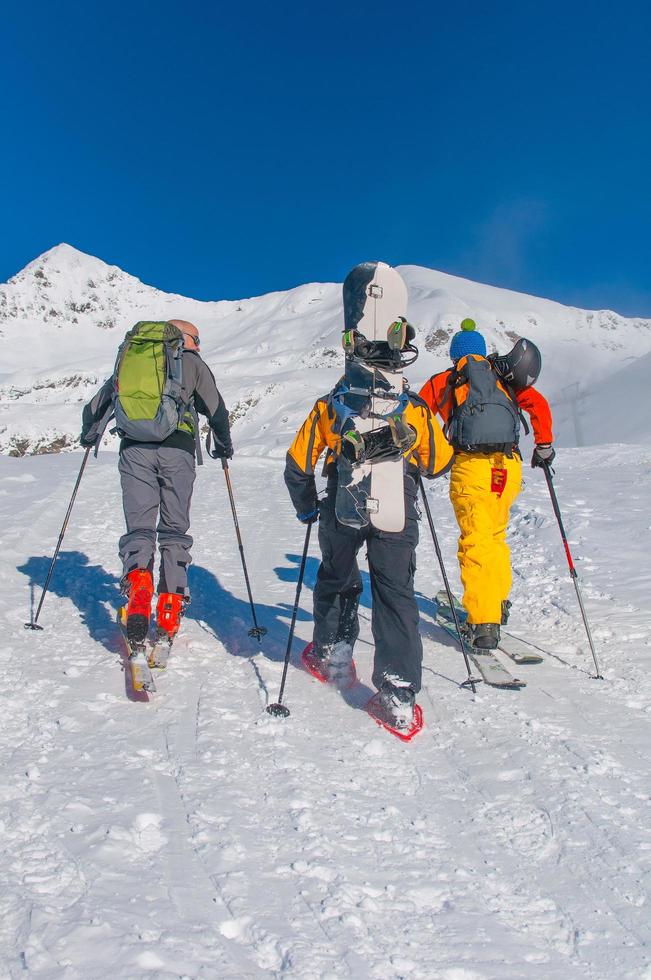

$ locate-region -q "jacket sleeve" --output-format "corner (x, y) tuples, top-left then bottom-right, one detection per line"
(193, 357), (232, 447)
(81, 378), (114, 445)
(516, 386), (554, 444)
(406, 395), (454, 479)
(284, 401), (328, 517)
(418, 370), (453, 424)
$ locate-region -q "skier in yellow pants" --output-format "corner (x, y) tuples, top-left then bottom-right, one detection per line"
(449, 451), (522, 627)
(420, 320), (554, 648)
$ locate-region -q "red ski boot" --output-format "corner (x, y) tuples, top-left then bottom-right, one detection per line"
(125, 569), (154, 644)
(156, 592), (185, 641)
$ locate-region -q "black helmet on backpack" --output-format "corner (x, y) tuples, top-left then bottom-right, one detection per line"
(493, 338), (542, 390)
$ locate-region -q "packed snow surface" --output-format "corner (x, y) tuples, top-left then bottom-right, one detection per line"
(2, 443), (650, 978)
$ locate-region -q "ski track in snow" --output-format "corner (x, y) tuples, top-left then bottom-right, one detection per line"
(1, 448), (650, 979)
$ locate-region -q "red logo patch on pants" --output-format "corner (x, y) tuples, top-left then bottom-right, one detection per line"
(491, 467), (508, 497)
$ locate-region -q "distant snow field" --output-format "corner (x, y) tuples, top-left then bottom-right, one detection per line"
(1, 247), (650, 978)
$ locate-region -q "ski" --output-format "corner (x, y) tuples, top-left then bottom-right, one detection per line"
(117, 607), (156, 693)
(433, 592), (525, 689)
(498, 632), (544, 665)
(129, 646), (157, 693)
(435, 614), (525, 689)
(365, 692), (424, 742)
(147, 633), (173, 670)
(434, 590), (543, 665)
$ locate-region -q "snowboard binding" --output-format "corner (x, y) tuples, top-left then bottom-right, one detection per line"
(342, 316), (418, 370)
(341, 416), (417, 466)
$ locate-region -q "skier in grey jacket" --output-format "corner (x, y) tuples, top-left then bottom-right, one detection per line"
(81, 319), (232, 645)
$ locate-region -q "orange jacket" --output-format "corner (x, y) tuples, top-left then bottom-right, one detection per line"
(419, 368), (554, 445)
(284, 389), (453, 517)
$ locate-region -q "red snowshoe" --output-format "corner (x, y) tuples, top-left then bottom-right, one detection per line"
(301, 642), (357, 689)
(366, 683), (424, 742)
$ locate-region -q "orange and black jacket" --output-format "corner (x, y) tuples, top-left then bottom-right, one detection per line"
(284, 388), (454, 518)
(418, 367), (554, 447)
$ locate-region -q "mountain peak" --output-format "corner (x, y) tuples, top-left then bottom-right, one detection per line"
(14, 243), (121, 281)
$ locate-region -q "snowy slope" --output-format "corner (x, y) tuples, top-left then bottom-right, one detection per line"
(565, 351), (651, 446)
(2, 445), (651, 978)
(1, 244), (651, 456)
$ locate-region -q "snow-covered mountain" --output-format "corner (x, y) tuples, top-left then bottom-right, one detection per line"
(1, 243), (650, 455)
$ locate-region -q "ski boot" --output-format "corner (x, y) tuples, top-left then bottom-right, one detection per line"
(125, 569), (154, 644)
(120, 569), (156, 693)
(156, 592), (185, 640)
(501, 600), (512, 625)
(150, 592), (186, 668)
(470, 622), (501, 650)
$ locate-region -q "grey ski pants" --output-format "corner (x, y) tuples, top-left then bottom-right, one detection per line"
(118, 445), (196, 596)
(313, 482), (422, 692)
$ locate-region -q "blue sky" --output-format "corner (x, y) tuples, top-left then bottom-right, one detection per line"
(3, 0), (650, 314)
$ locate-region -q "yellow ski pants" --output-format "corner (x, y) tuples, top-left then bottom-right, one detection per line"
(449, 452), (522, 624)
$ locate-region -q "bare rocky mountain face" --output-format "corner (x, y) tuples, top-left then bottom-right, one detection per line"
(1, 244), (650, 455)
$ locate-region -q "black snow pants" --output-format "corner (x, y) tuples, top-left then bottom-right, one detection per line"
(313, 478), (422, 692)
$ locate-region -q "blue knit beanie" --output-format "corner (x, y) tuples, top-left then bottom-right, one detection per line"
(449, 318), (487, 361)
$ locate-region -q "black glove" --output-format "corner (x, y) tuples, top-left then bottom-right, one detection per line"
(531, 443), (555, 468)
(297, 505), (319, 525)
(206, 430), (233, 460)
(79, 431), (96, 448)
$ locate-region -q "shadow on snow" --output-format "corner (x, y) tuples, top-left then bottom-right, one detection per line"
(18, 550), (458, 701)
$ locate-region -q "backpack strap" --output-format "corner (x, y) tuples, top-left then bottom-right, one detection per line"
(406, 389), (431, 411)
(442, 366), (461, 441)
(189, 400), (203, 466)
(502, 380), (530, 436)
(426, 370), (455, 415)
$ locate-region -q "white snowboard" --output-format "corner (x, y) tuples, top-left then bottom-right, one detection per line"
(335, 262), (408, 533)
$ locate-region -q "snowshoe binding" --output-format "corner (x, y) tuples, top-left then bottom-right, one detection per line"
(366, 681), (423, 742)
(301, 641), (357, 689)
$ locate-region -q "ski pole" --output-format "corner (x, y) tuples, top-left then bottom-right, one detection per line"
(25, 446), (92, 631)
(221, 459), (267, 641)
(419, 480), (479, 693)
(267, 521), (312, 717)
(541, 463), (603, 679)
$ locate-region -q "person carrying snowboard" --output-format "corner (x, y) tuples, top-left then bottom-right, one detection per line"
(284, 262), (453, 737)
(80, 319), (233, 655)
(418, 319), (554, 649)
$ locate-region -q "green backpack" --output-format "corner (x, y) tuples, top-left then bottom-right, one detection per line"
(112, 321), (191, 442)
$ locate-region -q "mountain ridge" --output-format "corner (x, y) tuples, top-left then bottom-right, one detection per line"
(1, 245), (650, 455)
